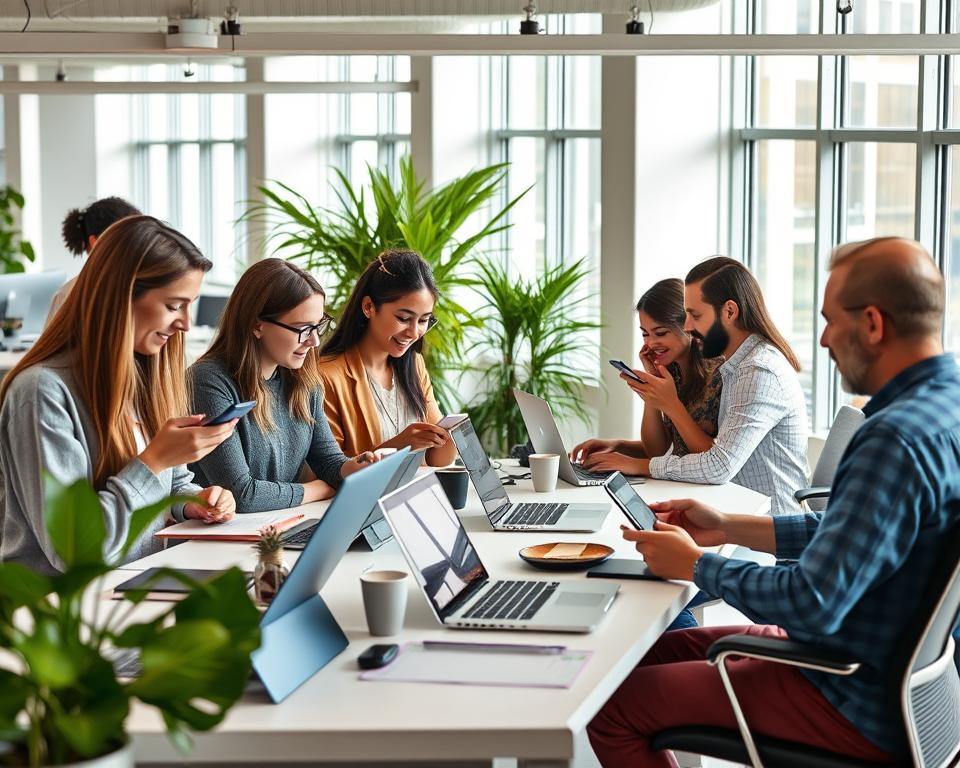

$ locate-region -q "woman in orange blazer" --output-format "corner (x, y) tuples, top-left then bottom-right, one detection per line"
(318, 250), (458, 467)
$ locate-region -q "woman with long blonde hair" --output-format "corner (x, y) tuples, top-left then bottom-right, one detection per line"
(0, 215), (237, 575)
(188, 258), (375, 514)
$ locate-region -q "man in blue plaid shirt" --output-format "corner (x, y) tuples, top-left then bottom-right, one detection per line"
(589, 237), (960, 767)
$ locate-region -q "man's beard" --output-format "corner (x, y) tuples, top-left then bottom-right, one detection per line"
(697, 317), (730, 359)
(836, 335), (873, 395)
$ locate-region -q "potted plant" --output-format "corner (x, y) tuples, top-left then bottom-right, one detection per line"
(0, 476), (261, 767)
(240, 157), (526, 408)
(465, 258), (604, 456)
(0, 185), (36, 274)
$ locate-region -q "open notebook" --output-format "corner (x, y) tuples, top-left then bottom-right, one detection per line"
(154, 509), (305, 541)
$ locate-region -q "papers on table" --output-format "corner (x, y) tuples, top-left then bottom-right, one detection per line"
(154, 510), (305, 541)
(360, 641), (591, 688)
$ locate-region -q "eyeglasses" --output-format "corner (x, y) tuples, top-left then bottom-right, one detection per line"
(261, 315), (336, 344)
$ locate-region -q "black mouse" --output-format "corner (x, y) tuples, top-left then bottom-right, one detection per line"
(357, 643), (399, 670)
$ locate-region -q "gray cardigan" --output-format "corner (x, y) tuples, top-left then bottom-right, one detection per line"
(0, 356), (201, 575)
(187, 357), (349, 513)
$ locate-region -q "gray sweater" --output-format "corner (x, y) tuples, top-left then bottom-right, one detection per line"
(0, 355), (201, 575)
(187, 358), (349, 513)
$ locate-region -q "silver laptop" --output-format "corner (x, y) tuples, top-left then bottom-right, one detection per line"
(378, 473), (619, 633)
(513, 388), (614, 487)
(448, 417), (609, 532)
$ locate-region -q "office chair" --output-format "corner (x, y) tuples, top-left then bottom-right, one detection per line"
(651, 524), (960, 768)
(795, 405), (865, 512)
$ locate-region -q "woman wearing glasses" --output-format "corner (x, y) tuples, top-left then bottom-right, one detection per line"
(188, 258), (374, 513)
(318, 249), (456, 466)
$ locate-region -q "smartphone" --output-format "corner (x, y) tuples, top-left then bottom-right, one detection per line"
(436, 413), (469, 430)
(608, 359), (643, 383)
(603, 471), (658, 530)
(201, 400), (256, 426)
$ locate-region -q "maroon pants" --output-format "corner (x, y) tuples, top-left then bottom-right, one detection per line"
(587, 625), (892, 768)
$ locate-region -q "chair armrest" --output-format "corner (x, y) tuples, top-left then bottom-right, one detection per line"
(794, 486), (831, 503)
(706, 633), (861, 675)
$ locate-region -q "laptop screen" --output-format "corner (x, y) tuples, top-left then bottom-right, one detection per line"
(379, 473), (489, 621)
(449, 419), (511, 517)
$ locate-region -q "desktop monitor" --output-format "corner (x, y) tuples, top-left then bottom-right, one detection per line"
(0, 272), (67, 338)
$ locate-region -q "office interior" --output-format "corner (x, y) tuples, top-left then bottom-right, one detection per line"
(0, 1), (958, 767)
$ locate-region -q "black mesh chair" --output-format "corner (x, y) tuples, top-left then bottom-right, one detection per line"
(651, 525), (960, 768)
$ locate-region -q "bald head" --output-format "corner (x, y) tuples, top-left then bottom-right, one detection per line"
(829, 237), (944, 339)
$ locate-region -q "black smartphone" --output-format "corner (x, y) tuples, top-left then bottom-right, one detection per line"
(608, 359), (643, 383)
(587, 558), (661, 581)
(604, 471), (658, 530)
(201, 400), (256, 426)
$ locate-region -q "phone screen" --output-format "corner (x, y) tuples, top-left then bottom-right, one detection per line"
(604, 472), (657, 530)
(608, 359), (642, 382)
(202, 400), (256, 426)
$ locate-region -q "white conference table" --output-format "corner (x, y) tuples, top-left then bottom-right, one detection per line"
(115, 466), (770, 768)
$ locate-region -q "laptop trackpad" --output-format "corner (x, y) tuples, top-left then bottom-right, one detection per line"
(554, 591), (608, 609)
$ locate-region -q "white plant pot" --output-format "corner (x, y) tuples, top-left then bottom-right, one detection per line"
(56, 743), (134, 768)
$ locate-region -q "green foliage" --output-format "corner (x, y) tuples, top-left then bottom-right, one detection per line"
(0, 186), (36, 274)
(0, 477), (261, 767)
(240, 156), (526, 408)
(466, 258), (604, 456)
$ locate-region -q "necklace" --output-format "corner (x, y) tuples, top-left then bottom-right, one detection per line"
(366, 367), (402, 436)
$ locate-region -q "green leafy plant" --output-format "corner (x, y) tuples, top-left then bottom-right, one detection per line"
(466, 258), (604, 456)
(0, 476), (261, 767)
(0, 186), (36, 274)
(240, 156), (526, 407)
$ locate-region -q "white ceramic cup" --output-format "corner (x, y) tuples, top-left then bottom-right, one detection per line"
(529, 453), (560, 493)
(360, 569), (409, 636)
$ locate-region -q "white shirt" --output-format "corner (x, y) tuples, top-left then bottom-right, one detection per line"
(648, 334), (809, 516)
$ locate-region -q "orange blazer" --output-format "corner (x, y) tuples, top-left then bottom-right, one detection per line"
(317, 346), (441, 457)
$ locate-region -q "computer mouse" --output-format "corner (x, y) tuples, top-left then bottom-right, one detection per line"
(357, 643), (399, 670)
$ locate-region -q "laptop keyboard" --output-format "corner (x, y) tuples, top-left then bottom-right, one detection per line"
(463, 580), (559, 622)
(281, 521), (319, 548)
(503, 502), (568, 526)
(571, 462), (608, 482)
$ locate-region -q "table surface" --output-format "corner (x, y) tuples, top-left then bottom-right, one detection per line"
(113, 466), (770, 766)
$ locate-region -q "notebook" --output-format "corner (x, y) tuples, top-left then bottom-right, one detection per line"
(154, 509), (305, 541)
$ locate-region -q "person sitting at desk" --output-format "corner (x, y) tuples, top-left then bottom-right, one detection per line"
(188, 259), (375, 514)
(587, 237), (959, 767)
(0, 216), (237, 575)
(571, 278), (723, 469)
(584, 257), (808, 517)
(46, 196), (141, 327)
(317, 250), (457, 467)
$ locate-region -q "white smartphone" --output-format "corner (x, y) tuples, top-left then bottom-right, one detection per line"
(436, 413), (469, 430)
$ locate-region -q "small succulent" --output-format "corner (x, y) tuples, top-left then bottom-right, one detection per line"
(254, 524), (284, 559)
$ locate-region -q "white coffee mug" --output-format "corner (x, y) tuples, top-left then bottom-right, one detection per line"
(529, 453), (560, 493)
(360, 570), (409, 636)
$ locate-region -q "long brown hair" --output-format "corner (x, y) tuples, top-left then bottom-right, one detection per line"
(636, 278), (709, 402)
(685, 257), (801, 372)
(0, 215), (212, 488)
(201, 258), (325, 433)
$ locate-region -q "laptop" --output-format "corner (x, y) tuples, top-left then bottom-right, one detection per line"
(378, 472), (619, 633)
(282, 448), (426, 550)
(513, 388), (612, 487)
(448, 417), (610, 532)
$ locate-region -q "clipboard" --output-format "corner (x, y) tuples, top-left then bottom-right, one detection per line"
(359, 641), (592, 688)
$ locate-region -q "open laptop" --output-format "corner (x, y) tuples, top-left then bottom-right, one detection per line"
(513, 388), (612, 487)
(282, 448), (426, 550)
(448, 417), (609, 532)
(378, 472), (619, 633)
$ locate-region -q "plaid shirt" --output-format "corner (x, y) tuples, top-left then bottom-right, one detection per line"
(648, 334), (809, 515)
(694, 354), (960, 754)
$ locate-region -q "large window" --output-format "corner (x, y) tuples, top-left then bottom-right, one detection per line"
(741, 0), (955, 430)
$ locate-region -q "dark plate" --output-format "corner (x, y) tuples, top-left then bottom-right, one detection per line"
(518, 542), (614, 571)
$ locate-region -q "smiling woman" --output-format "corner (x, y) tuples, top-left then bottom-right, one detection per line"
(0, 215), (239, 575)
(318, 249), (457, 467)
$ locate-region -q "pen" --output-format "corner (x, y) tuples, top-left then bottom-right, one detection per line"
(421, 640), (566, 655)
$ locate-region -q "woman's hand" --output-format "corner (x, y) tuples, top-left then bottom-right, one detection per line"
(638, 345), (659, 376)
(569, 438), (619, 465)
(396, 422), (449, 450)
(340, 452), (378, 478)
(581, 451), (649, 476)
(622, 363), (681, 416)
(183, 486), (236, 524)
(139, 415), (237, 476)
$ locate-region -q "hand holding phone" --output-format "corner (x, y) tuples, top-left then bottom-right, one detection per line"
(608, 359), (643, 383)
(201, 400), (257, 426)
